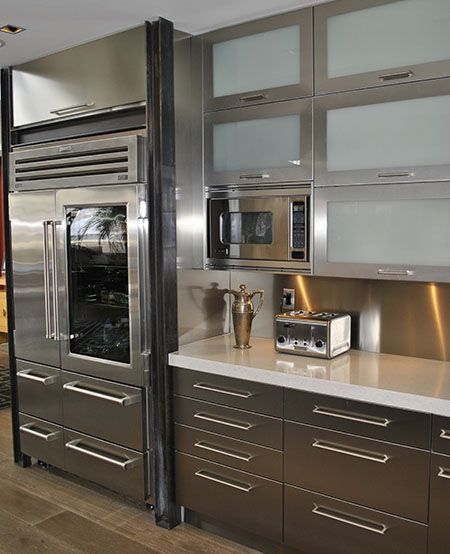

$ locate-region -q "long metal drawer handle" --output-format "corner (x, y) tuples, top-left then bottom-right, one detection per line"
(312, 505), (388, 535)
(194, 441), (253, 462)
(50, 102), (95, 115)
(440, 429), (450, 440)
(312, 439), (390, 464)
(65, 439), (140, 470)
(379, 70), (413, 82)
(239, 173), (270, 180)
(193, 382), (254, 399)
(313, 406), (392, 428)
(63, 381), (140, 407)
(438, 467), (450, 480)
(377, 172), (412, 178)
(377, 268), (415, 276)
(193, 412), (254, 431)
(17, 369), (58, 386)
(195, 470), (254, 492)
(239, 93), (268, 102)
(20, 423), (62, 442)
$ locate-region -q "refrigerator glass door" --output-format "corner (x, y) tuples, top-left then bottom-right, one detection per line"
(56, 184), (148, 386)
(10, 191), (61, 367)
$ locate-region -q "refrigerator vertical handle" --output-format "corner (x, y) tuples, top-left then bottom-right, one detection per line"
(50, 221), (61, 341)
(42, 221), (53, 339)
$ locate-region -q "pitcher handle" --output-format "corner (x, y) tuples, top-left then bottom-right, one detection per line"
(252, 290), (264, 319)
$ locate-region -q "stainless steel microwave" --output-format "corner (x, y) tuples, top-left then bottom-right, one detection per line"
(206, 186), (311, 271)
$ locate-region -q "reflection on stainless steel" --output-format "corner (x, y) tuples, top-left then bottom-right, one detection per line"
(231, 271), (450, 362)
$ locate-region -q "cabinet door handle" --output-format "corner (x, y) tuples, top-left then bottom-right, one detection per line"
(193, 382), (254, 399)
(20, 423), (62, 442)
(17, 369), (58, 386)
(312, 439), (390, 464)
(377, 171), (413, 178)
(195, 470), (254, 492)
(239, 93), (268, 102)
(50, 102), (95, 116)
(438, 467), (450, 480)
(65, 439), (140, 470)
(194, 441), (253, 462)
(379, 70), (413, 82)
(63, 381), (140, 406)
(312, 505), (388, 535)
(377, 268), (415, 277)
(313, 406), (392, 428)
(440, 429), (450, 440)
(193, 412), (254, 431)
(239, 173), (270, 180)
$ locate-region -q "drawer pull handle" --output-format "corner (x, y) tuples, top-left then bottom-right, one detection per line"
(440, 429), (450, 440)
(379, 70), (413, 82)
(312, 505), (388, 535)
(239, 93), (268, 102)
(438, 467), (450, 480)
(377, 268), (415, 277)
(194, 441), (253, 462)
(313, 406), (392, 428)
(312, 439), (390, 464)
(65, 439), (140, 470)
(63, 381), (140, 407)
(377, 172), (413, 178)
(17, 369), (58, 386)
(194, 412), (254, 431)
(20, 423), (62, 442)
(239, 173), (270, 180)
(193, 383), (254, 399)
(50, 102), (95, 116)
(195, 470), (254, 492)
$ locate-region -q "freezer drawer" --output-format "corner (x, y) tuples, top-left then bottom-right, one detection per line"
(173, 367), (282, 416)
(62, 371), (144, 451)
(429, 453), (450, 554)
(175, 424), (283, 481)
(432, 416), (450, 455)
(17, 360), (62, 424)
(19, 414), (64, 468)
(284, 421), (430, 523)
(284, 485), (427, 554)
(176, 452), (282, 543)
(284, 389), (430, 449)
(174, 395), (282, 450)
(64, 429), (146, 501)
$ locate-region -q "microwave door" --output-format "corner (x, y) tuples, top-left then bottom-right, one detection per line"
(56, 184), (147, 386)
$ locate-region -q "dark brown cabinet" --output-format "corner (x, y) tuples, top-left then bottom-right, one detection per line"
(428, 453), (450, 554)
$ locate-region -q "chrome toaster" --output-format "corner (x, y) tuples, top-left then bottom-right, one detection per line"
(275, 311), (351, 359)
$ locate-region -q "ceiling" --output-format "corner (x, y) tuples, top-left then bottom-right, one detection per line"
(0, 0), (330, 67)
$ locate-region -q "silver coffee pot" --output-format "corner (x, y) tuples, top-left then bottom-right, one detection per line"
(228, 284), (264, 349)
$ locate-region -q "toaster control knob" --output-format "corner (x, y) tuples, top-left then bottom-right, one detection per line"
(315, 340), (324, 348)
(277, 336), (286, 344)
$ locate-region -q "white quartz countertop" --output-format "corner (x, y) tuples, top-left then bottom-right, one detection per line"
(169, 334), (450, 417)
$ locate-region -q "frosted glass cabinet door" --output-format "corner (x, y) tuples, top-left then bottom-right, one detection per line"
(314, 182), (450, 283)
(203, 9), (313, 111)
(204, 99), (312, 186)
(315, 79), (450, 186)
(315, 0), (450, 94)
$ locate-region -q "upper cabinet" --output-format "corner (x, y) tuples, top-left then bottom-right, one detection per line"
(315, 78), (450, 187)
(13, 27), (145, 127)
(204, 99), (312, 186)
(203, 9), (313, 112)
(315, 0), (450, 94)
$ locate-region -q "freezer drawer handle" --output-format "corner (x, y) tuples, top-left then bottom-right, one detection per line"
(194, 441), (253, 462)
(50, 102), (95, 116)
(379, 70), (413, 82)
(193, 382), (254, 399)
(313, 405), (392, 428)
(312, 439), (390, 464)
(438, 467), (450, 480)
(63, 381), (140, 407)
(239, 173), (270, 180)
(17, 369), (58, 386)
(65, 439), (140, 470)
(239, 93), (268, 102)
(312, 505), (388, 535)
(377, 172), (413, 178)
(194, 412), (254, 431)
(20, 423), (62, 442)
(439, 429), (450, 440)
(377, 268), (415, 277)
(195, 470), (254, 492)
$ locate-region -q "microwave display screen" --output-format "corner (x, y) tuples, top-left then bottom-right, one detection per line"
(220, 211), (273, 245)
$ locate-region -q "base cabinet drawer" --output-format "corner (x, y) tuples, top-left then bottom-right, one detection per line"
(429, 453), (450, 554)
(284, 421), (429, 523)
(175, 424), (283, 481)
(174, 395), (282, 449)
(19, 414), (64, 468)
(432, 416), (450, 455)
(17, 361), (62, 424)
(64, 430), (145, 501)
(175, 452), (282, 543)
(62, 371), (144, 451)
(284, 485), (427, 554)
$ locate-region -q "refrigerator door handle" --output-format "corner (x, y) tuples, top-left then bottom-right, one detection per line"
(50, 220), (62, 341)
(42, 221), (54, 339)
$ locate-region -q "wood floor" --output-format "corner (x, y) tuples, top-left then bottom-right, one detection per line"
(0, 409), (258, 554)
